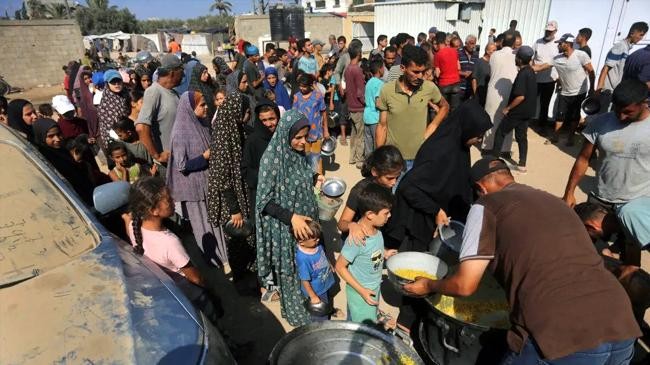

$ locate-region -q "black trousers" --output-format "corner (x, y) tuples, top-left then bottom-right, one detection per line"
(537, 81), (556, 125)
(493, 115), (529, 166)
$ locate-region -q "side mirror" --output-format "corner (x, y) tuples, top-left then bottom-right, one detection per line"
(93, 181), (130, 215)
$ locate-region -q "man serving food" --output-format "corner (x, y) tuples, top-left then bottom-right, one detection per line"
(404, 157), (640, 365)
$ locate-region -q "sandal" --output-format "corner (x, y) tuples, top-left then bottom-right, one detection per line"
(260, 288), (280, 303)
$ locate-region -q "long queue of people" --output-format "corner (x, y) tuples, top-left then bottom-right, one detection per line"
(2, 18), (650, 364)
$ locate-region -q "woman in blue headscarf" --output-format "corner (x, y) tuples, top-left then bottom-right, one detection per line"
(262, 67), (291, 111)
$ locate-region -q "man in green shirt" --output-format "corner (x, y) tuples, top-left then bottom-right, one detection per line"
(376, 45), (449, 167)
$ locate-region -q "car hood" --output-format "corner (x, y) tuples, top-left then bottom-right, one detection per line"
(0, 234), (207, 365)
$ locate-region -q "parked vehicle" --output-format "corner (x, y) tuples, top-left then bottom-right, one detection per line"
(0, 123), (235, 364)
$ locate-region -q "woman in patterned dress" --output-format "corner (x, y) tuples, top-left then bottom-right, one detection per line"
(97, 70), (130, 157)
(255, 109), (324, 327)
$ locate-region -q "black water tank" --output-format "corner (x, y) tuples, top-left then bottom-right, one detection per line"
(269, 6), (285, 41)
(284, 6), (305, 40)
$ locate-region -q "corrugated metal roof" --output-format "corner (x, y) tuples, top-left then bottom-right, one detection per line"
(375, 1), (484, 41)
(481, 0), (551, 46)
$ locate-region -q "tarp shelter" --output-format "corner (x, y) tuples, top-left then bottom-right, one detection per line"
(83, 31), (133, 51)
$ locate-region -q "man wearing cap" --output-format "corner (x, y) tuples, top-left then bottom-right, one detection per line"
(243, 44), (263, 94)
(404, 157), (641, 364)
(533, 33), (595, 145)
(596, 22), (649, 112)
(136, 54), (183, 170)
(297, 38), (319, 79)
(532, 20), (559, 131)
(492, 46), (537, 173)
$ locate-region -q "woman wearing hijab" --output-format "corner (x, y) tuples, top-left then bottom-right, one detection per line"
(73, 66), (99, 141)
(97, 70), (130, 156)
(255, 109), (323, 327)
(263, 67), (291, 111)
(7, 99), (38, 141)
(207, 92), (254, 278)
(211, 56), (231, 90)
(65, 61), (80, 104)
(134, 66), (153, 92)
(189, 63), (217, 122)
(32, 118), (94, 205)
(385, 99), (493, 252)
(167, 90), (229, 268)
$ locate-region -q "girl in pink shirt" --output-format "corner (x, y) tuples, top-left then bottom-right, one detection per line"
(123, 177), (204, 286)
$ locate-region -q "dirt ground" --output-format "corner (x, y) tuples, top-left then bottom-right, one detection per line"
(14, 75), (649, 364)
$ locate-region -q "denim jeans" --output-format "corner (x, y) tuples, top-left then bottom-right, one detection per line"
(501, 338), (635, 365)
(364, 123), (377, 157)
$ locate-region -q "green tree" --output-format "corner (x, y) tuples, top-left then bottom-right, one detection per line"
(27, 0), (47, 19)
(209, 0), (232, 16)
(45, 3), (70, 19)
(75, 0), (137, 35)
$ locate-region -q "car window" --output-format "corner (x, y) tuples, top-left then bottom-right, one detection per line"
(0, 143), (98, 286)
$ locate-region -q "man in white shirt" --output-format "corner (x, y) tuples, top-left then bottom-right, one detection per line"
(532, 20), (559, 131)
(533, 33), (595, 146)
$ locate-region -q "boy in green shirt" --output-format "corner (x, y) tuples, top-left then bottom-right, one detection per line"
(336, 184), (397, 324)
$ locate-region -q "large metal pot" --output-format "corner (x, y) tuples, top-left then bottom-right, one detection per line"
(269, 321), (424, 365)
(417, 270), (510, 365)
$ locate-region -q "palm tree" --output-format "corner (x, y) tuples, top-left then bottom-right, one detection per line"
(45, 3), (69, 19)
(209, 0), (232, 16)
(86, 0), (113, 10)
(27, 0), (47, 19)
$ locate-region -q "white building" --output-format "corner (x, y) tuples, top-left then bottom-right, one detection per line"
(373, 0), (649, 72)
(301, 0), (353, 13)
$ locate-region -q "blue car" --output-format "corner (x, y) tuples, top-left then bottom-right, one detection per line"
(0, 124), (235, 364)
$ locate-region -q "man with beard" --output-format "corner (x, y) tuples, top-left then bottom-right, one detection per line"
(382, 46), (397, 82)
(532, 21), (559, 131)
(376, 45), (449, 170)
(563, 79), (650, 208)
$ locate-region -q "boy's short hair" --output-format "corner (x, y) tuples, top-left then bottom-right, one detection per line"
(108, 141), (128, 156)
(574, 202), (607, 222)
(38, 103), (54, 117)
(262, 90), (275, 100)
(370, 59), (384, 75)
(292, 219), (322, 240)
(113, 117), (136, 133)
(357, 183), (394, 216)
(337, 35), (347, 44)
(298, 73), (314, 86)
(578, 28), (592, 41)
(377, 34), (387, 44)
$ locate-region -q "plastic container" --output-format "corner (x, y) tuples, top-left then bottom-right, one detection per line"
(317, 194), (343, 221)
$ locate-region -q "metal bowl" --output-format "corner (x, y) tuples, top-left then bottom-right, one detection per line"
(268, 321), (424, 365)
(581, 96), (601, 115)
(135, 50), (153, 64)
(321, 177), (347, 198)
(223, 219), (254, 238)
(304, 298), (334, 317)
(321, 136), (337, 157)
(386, 252), (448, 296)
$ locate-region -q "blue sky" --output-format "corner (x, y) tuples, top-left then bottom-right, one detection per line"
(4, 0), (262, 20)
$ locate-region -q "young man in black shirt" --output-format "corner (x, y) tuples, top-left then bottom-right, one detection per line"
(492, 46), (537, 172)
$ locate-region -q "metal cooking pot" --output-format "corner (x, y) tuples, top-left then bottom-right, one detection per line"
(135, 50), (153, 64)
(321, 136), (337, 157)
(223, 219), (254, 238)
(303, 298), (334, 317)
(581, 96), (601, 115)
(418, 269), (509, 365)
(268, 321), (424, 365)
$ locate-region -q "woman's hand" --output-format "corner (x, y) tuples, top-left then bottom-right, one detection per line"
(315, 174), (326, 189)
(348, 222), (371, 246)
(435, 209), (450, 227)
(291, 214), (313, 240)
(230, 213), (244, 228)
(203, 149), (211, 160)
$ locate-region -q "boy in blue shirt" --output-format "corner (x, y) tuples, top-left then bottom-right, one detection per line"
(363, 59), (385, 156)
(295, 220), (336, 321)
(336, 184), (397, 324)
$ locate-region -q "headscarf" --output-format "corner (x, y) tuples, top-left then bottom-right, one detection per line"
(262, 67), (291, 111)
(73, 66), (99, 138)
(32, 118), (94, 204)
(255, 109), (315, 327)
(189, 63), (216, 122)
(226, 69), (240, 94)
(97, 83), (130, 154)
(207, 92), (249, 227)
(385, 99), (492, 249)
(167, 91), (212, 202)
(212, 56), (231, 76)
(7, 99), (34, 141)
(66, 61), (80, 103)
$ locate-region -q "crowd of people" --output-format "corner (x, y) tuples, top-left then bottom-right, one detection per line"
(1, 17), (650, 364)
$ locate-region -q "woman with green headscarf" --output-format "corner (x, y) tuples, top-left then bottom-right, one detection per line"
(255, 109), (324, 326)
(189, 63), (216, 122)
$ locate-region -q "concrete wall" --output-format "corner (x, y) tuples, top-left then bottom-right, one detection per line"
(235, 13), (344, 49)
(0, 20), (84, 88)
